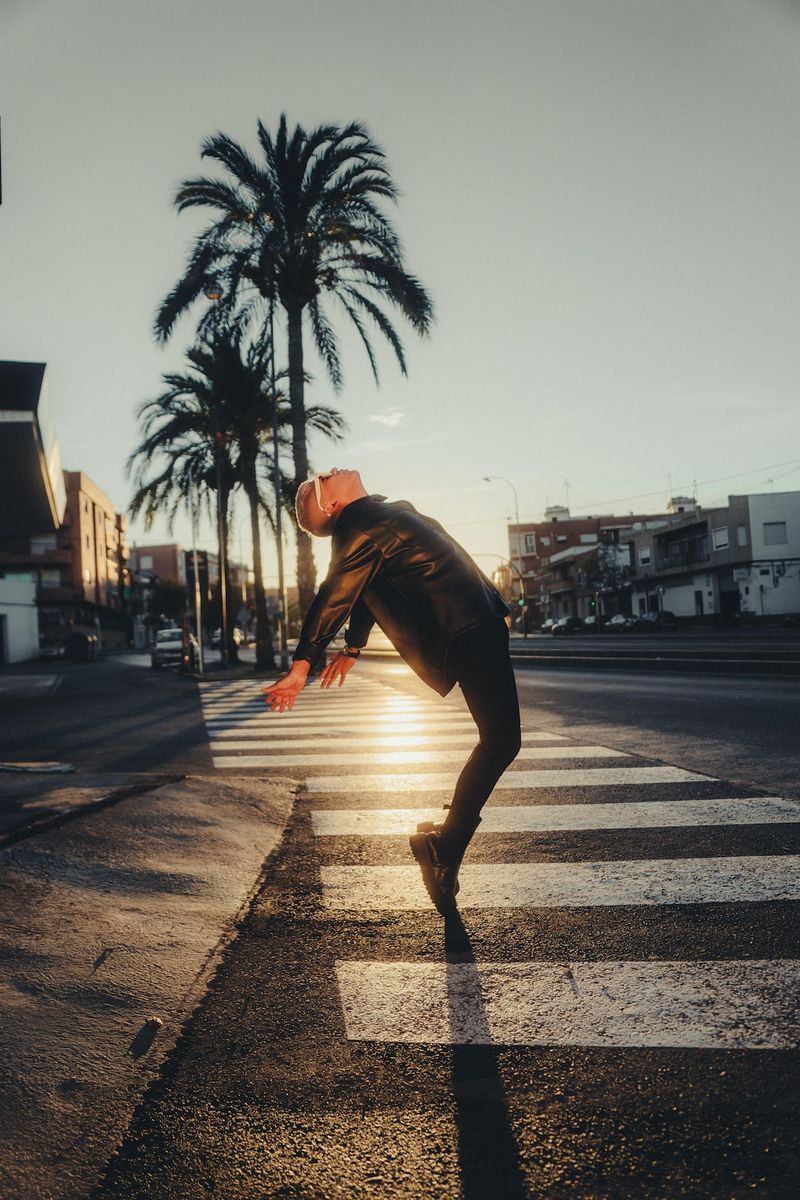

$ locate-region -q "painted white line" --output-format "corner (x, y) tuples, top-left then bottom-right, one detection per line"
(205, 716), (478, 733)
(205, 731), (567, 747)
(201, 701), (443, 715)
(203, 703), (469, 714)
(305, 766), (716, 792)
(335, 959), (800, 1048)
(320, 855), (800, 910)
(210, 745), (626, 765)
(312, 797), (800, 836)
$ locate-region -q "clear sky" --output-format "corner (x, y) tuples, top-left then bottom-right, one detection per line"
(2, 0), (800, 587)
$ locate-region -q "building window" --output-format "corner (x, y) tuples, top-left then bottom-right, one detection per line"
(556, 535), (568, 543)
(737, 525), (748, 547)
(763, 521), (787, 545)
(30, 534), (57, 554)
(579, 534), (597, 545)
(540, 536), (551, 547)
(85, 535), (90, 550)
(712, 526), (729, 551)
(140, 554), (154, 570)
(638, 547), (651, 566)
(39, 569), (61, 585)
(523, 534), (536, 554)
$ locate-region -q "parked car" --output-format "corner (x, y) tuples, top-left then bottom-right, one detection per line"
(151, 628), (198, 669)
(633, 610), (678, 632)
(582, 614), (606, 631)
(551, 616), (585, 636)
(39, 640), (65, 659)
(606, 613), (636, 632)
(539, 618), (557, 633)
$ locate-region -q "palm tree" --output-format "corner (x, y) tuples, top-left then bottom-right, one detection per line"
(129, 325), (346, 668)
(128, 369), (243, 663)
(155, 115), (434, 614)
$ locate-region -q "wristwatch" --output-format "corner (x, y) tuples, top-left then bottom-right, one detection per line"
(342, 645), (361, 659)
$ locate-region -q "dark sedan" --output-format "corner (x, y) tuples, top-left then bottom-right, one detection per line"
(551, 616), (585, 636)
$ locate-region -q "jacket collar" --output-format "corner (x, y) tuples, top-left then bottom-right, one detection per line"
(336, 494), (387, 525)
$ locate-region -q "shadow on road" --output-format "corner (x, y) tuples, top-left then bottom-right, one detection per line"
(444, 910), (527, 1199)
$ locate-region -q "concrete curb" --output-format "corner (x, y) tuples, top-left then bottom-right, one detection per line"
(0, 773), (297, 1200)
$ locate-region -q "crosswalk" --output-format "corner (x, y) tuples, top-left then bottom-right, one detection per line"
(199, 674), (800, 1051)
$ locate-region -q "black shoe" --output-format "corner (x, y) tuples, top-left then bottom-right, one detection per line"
(409, 822), (460, 915)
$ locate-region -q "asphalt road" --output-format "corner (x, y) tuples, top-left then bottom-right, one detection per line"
(72, 655), (800, 1200)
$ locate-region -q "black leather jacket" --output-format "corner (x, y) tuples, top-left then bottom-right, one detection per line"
(293, 495), (510, 695)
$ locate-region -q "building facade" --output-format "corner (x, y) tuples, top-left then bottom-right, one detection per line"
(626, 491), (800, 621)
(0, 577), (39, 663)
(0, 470), (130, 650)
(510, 505), (675, 625)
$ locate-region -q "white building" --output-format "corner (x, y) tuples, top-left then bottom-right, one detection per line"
(627, 491), (800, 621)
(0, 577), (39, 662)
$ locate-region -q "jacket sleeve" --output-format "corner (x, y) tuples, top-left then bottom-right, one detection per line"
(344, 597), (376, 649)
(293, 531), (383, 665)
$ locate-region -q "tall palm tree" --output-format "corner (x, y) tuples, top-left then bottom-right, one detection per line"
(155, 115), (434, 614)
(129, 326), (346, 668)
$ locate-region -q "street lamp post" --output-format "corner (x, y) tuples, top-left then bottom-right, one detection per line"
(483, 475), (527, 638)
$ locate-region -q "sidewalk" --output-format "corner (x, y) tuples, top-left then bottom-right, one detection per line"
(0, 773), (296, 1200)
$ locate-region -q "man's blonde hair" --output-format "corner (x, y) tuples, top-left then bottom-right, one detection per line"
(295, 480), (337, 538)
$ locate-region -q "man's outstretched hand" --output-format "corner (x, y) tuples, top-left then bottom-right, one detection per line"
(318, 652), (358, 690)
(262, 661), (310, 712)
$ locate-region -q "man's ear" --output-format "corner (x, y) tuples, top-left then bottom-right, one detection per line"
(326, 498), (344, 516)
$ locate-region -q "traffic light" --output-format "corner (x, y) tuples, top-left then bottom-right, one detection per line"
(518, 598), (525, 607)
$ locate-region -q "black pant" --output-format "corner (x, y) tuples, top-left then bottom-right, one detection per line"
(441, 618), (521, 855)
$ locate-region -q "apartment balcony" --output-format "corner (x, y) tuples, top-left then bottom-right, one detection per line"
(653, 550), (710, 573)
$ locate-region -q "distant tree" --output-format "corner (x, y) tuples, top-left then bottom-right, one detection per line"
(155, 115), (434, 614)
(129, 323), (345, 667)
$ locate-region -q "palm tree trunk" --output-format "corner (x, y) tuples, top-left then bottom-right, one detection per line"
(217, 467), (239, 665)
(243, 455), (276, 671)
(287, 304), (316, 616)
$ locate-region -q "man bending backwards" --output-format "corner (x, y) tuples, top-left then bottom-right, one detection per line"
(263, 468), (521, 915)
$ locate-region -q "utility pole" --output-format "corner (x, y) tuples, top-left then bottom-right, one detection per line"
(483, 475), (527, 637)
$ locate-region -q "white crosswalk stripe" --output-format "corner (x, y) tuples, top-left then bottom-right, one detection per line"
(321, 856), (800, 911)
(335, 959), (800, 1048)
(210, 745), (628, 766)
(311, 796), (800, 836)
(207, 731), (566, 747)
(306, 766), (715, 792)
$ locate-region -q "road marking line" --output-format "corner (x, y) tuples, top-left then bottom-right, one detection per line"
(321, 855), (800, 910)
(305, 766), (716, 792)
(202, 702), (461, 718)
(205, 730), (566, 747)
(335, 959), (800, 1048)
(210, 745), (628, 766)
(205, 716), (479, 733)
(311, 797), (800, 836)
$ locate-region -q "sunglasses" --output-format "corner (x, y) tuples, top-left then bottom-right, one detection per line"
(310, 471), (334, 513)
